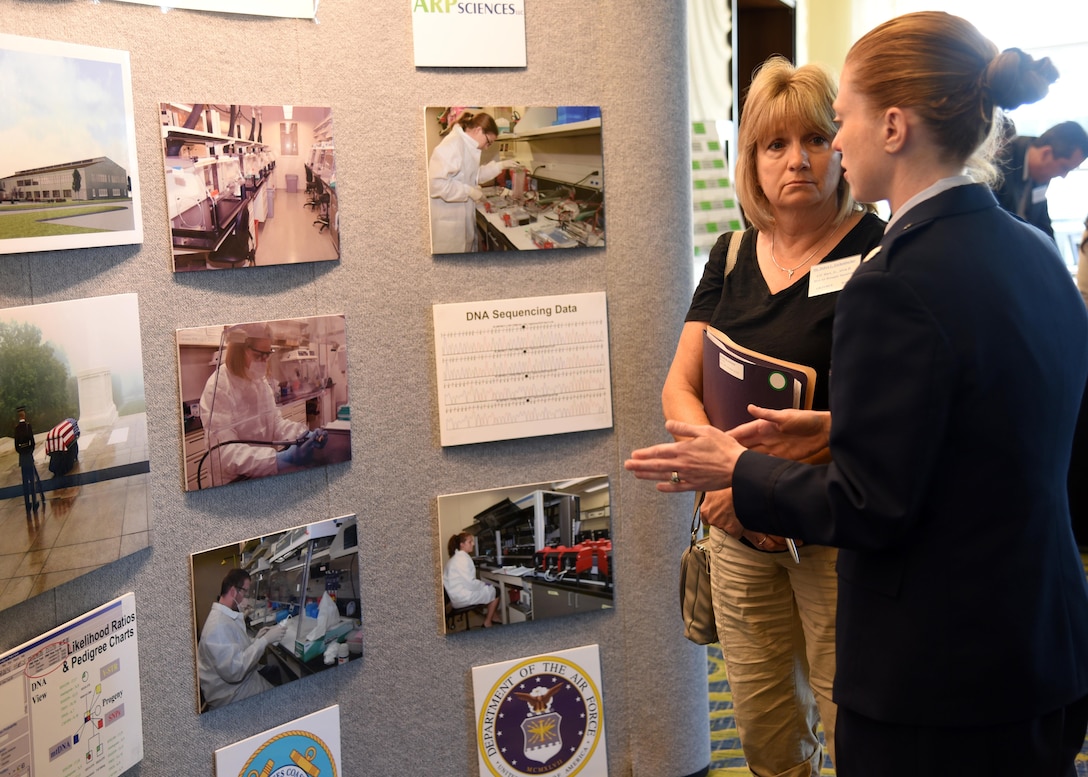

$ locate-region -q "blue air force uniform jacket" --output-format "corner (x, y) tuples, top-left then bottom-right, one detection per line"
(734, 183), (1088, 726)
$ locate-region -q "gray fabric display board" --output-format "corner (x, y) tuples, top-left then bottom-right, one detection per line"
(0, 1), (709, 774)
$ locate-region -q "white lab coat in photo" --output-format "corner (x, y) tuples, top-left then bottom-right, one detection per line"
(428, 124), (503, 253)
(199, 366), (309, 484)
(443, 549), (496, 608)
(197, 602), (272, 709)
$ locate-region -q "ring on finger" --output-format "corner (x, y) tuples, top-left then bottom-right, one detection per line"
(670, 471), (681, 484)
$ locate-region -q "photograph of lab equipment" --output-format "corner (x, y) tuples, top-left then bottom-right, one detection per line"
(436, 476), (612, 633)
(175, 314), (351, 491)
(424, 105), (605, 254)
(160, 102), (338, 272)
(189, 515), (362, 714)
(0, 34), (143, 255)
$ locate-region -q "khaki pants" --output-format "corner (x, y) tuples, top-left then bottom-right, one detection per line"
(709, 528), (838, 777)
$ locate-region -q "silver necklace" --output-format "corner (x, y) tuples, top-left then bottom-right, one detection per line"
(770, 221), (839, 280)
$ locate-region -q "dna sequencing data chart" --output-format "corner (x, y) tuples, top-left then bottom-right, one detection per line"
(433, 292), (613, 447)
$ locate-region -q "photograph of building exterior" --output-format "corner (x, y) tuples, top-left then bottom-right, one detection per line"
(0, 157), (130, 203)
(0, 33), (142, 254)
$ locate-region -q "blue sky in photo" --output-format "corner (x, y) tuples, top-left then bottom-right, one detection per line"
(0, 38), (132, 179)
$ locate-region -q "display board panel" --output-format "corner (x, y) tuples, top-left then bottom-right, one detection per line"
(433, 292), (612, 447)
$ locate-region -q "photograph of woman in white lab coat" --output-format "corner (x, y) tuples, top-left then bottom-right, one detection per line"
(427, 110), (513, 253)
(437, 477), (613, 634)
(444, 533), (500, 628)
(425, 105), (607, 254)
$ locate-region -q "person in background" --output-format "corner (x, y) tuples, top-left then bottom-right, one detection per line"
(1078, 215), (1088, 306)
(197, 568), (287, 709)
(443, 532), (499, 628)
(628, 12), (1088, 777)
(199, 323), (326, 487)
(13, 405), (41, 514)
(428, 111), (516, 253)
(1073, 218), (1088, 549)
(993, 120), (1088, 239)
(661, 55), (883, 775)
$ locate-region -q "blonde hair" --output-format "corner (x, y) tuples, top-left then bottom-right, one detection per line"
(734, 56), (862, 233)
(223, 323), (272, 380)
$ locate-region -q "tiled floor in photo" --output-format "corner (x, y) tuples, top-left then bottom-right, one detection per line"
(0, 412), (150, 610)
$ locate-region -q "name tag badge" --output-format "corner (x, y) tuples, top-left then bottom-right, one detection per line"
(1031, 184), (1049, 205)
(809, 254), (862, 297)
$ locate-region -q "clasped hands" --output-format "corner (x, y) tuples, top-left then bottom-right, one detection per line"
(625, 405), (830, 540)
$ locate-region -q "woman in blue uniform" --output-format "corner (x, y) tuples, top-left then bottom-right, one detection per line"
(628, 12), (1088, 776)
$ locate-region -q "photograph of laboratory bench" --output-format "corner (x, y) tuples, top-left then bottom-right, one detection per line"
(161, 103), (338, 272)
(175, 315), (350, 491)
(190, 515), (361, 714)
(424, 105), (604, 254)
(436, 476), (612, 633)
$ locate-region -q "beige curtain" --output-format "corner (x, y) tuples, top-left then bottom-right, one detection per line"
(687, 0), (732, 122)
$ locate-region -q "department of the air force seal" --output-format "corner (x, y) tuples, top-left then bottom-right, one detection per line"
(476, 652), (605, 777)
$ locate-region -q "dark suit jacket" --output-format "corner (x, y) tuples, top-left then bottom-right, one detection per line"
(994, 136), (1055, 239)
(734, 183), (1088, 726)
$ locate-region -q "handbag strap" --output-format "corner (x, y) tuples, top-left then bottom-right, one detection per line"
(690, 491), (707, 545)
(723, 229), (744, 279)
(691, 229), (742, 541)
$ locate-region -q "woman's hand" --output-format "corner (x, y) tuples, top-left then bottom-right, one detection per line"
(626, 420), (745, 492)
(730, 405), (830, 461)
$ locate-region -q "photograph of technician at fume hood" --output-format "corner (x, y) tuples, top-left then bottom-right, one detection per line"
(425, 105), (605, 254)
(161, 102), (338, 272)
(190, 514), (362, 714)
(175, 314), (351, 492)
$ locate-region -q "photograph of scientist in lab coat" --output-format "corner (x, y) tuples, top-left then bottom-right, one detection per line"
(427, 110), (516, 253)
(197, 567), (286, 710)
(176, 315), (351, 491)
(425, 105), (606, 254)
(437, 476), (613, 633)
(191, 515), (362, 713)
